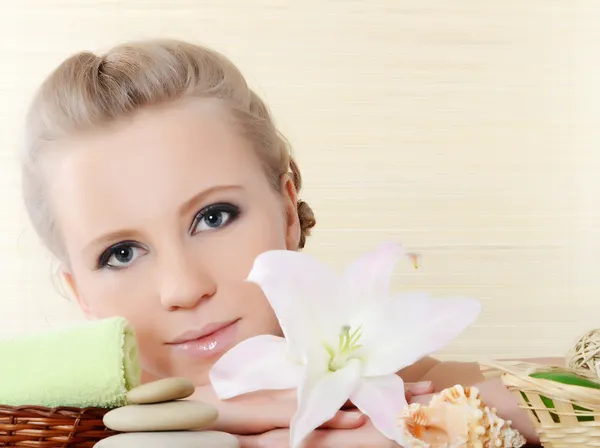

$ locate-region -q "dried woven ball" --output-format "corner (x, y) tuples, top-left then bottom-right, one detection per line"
(566, 329), (600, 379)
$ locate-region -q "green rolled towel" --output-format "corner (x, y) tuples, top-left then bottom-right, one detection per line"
(0, 316), (141, 408)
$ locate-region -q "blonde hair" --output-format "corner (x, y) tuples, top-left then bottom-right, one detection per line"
(21, 39), (316, 259)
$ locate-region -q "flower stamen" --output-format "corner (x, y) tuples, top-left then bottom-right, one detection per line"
(326, 325), (363, 372)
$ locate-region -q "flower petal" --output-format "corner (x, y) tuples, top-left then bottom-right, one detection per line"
(290, 358), (362, 448)
(360, 294), (482, 377)
(342, 242), (403, 304)
(350, 374), (408, 443)
(209, 335), (302, 399)
(247, 250), (347, 361)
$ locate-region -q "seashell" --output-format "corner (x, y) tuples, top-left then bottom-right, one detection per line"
(397, 385), (526, 448)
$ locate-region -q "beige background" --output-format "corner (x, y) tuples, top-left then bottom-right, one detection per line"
(0, 0), (598, 361)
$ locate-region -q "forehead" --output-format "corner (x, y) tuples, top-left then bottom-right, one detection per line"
(46, 102), (265, 232)
(56, 102), (257, 186)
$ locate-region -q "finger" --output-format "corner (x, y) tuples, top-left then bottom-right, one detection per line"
(237, 435), (262, 448)
(405, 381), (434, 396)
(237, 435), (268, 448)
(212, 400), (293, 435)
(303, 426), (389, 447)
(237, 435), (273, 448)
(410, 393), (434, 405)
(238, 429), (289, 448)
(405, 389), (413, 402)
(212, 389), (297, 434)
(319, 410), (366, 429)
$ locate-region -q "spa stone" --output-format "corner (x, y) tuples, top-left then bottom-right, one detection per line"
(127, 377), (195, 404)
(103, 400), (218, 432)
(95, 431), (240, 447)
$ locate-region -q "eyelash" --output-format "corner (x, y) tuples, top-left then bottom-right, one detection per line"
(96, 203), (241, 270)
(190, 203), (241, 235)
(97, 240), (143, 270)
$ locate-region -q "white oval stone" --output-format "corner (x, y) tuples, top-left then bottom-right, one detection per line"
(103, 401), (218, 432)
(95, 431), (239, 448)
(127, 377), (195, 404)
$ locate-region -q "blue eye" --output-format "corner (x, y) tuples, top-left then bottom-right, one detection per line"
(191, 203), (240, 235)
(98, 242), (147, 269)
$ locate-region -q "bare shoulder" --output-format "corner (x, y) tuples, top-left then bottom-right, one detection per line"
(398, 356), (565, 392)
(397, 357), (441, 383)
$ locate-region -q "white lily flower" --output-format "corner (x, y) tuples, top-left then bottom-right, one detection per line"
(209, 242), (481, 447)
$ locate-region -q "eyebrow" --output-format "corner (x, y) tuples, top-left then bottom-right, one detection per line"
(178, 184), (243, 216)
(82, 184), (244, 256)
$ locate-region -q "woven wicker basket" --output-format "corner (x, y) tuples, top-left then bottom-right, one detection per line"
(485, 361), (600, 448)
(0, 405), (118, 447)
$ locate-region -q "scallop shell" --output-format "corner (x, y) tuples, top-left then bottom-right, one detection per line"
(397, 385), (526, 448)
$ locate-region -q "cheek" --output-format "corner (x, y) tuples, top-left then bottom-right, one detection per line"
(72, 268), (158, 332)
(72, 270), (164, 362)
(206, 205), (289, 280)
(226, 280), (282, 338)
(200, 206), (286, 332)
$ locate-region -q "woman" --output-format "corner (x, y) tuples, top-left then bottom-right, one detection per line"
(20, 38), (547, 447)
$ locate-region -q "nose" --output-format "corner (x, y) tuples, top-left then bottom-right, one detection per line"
(159, 250), (216, 311)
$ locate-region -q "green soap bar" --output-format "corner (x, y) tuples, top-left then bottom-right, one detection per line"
(529, 367), (600, 390)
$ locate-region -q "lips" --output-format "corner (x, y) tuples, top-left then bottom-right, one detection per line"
(167, 319), (240, 345)
(165, 319), (240, 360)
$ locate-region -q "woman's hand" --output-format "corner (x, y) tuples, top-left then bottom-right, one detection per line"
(410, 378), (541, 445)
(238, 419), (401, 448)
(191, 386), (365, 435)
(191, 381), (434, 436)
(403, 380), (434, 403)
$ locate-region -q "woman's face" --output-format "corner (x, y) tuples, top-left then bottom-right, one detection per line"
(46, 102), (300, 385)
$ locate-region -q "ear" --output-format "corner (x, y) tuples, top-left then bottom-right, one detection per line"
(279, 174), (301, 250)
(62, 270), (96, 320)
